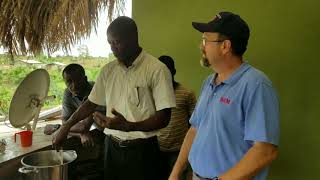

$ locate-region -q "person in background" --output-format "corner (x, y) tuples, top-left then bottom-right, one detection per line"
(60, 63), (106, 180)
(169, 11), (279, 180)
(157, 55), (196, 180)
(53, 16), (176, 180)
(61, 63), (105, 146)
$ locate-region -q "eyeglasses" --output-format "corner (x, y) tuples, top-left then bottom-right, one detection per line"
(202, 37), (225, 46)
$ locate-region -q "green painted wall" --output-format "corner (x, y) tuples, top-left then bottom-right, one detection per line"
(133, 0), (320, 179)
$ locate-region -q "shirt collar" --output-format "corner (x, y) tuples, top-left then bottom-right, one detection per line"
(131, 50), (145, 67)
(223, 61), (251, 85)
(211, 61), (251, 86)
(117, 50), (145, 69)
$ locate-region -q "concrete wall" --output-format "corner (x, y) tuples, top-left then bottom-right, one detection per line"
(133, 0), (320, 179)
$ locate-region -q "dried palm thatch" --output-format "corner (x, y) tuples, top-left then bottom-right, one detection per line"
(0, 0), (125, 56)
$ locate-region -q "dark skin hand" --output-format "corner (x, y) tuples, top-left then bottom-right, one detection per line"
(80, 132), (95, 147)
(52, 100), (97, 150)
(68, 131), (95, 147)
(64, 116), (95, 147)
(93, 108), (171, 132)
(52, 123), (70, 150)
(93, 108), (132, 131)
(64, 116), (94, 133)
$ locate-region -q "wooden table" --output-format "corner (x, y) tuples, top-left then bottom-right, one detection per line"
(0, 120), (105, 180)
(0, 120), (61, 179)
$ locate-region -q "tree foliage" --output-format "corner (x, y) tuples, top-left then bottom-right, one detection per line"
(0, 0), (125, 56)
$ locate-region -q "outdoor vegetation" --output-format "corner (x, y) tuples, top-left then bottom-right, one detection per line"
(0, 0), (125, 117)
(0, 53), (114, 115)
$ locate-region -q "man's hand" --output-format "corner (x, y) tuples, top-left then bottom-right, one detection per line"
(93, 108), (132, 132)
(52, 124), (70, 150)
(80, 132), (94, 147)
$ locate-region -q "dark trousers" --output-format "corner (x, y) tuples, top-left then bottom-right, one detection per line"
(104, 135), (162, 180)
(160, 151), (192, 180)
(63, 129), (106, 180)
(160, 151), (179, 180)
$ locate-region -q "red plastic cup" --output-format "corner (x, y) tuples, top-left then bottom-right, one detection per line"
(14, 130), (33, 147)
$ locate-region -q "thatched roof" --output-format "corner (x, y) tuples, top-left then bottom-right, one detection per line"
(0, 0), (125, 56)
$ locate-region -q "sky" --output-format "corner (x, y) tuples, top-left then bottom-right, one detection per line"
(0, 0), (132, 58)
(54, 0), (132, 57)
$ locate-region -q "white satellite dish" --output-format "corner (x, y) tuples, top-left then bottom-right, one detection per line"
(9, 69), (54, 130)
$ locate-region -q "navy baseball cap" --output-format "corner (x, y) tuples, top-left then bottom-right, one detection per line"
(192, 12), (250, 40)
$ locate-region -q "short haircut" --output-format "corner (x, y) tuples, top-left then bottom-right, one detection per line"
(62, 63), (85, 78)
(158, 55), (176, 76)
(107, 16), (138, 40)
(218, 34), (248, 57)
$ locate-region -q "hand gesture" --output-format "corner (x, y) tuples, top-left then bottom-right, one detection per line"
(93, 108), (132, 132)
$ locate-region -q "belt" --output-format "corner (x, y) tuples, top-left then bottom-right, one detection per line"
(109, 135), (157, 148)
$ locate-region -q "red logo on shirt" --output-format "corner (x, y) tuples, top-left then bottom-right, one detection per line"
(220, 97), (231, 104)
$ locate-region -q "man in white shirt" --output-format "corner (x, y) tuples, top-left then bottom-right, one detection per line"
(53, 16), (176, 180)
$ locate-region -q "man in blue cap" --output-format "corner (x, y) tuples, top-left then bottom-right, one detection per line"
(169, 12), (279, 180)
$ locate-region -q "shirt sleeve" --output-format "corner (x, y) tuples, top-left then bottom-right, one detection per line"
(62, 89), (77, 121)
(187, 90), (197, 117)
(244, 82), (280, 145)
(189, 76), (211, 128)
(151, 65), (176, 111)
(88, 65), (107, 106)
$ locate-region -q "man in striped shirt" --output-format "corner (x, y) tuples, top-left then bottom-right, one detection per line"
(158, 55), (197, 180)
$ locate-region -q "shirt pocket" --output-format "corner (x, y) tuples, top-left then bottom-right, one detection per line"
(128, 87), (140, 107)
(128, 86), (152, 108)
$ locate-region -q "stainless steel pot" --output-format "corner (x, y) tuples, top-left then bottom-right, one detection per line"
(19, 150), (77, 180)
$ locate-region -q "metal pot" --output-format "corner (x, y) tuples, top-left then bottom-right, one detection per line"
(19, 150), (77, 180)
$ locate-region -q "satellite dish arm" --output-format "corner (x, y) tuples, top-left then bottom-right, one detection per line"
(32, 108), (41, 130)
(31, 95), (56, 130)
(45, 95), (56, 102)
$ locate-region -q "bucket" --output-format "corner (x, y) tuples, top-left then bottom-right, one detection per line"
(19, 150), (77, 180)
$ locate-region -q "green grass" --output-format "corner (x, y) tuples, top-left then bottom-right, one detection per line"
(0, 54), (114, 114)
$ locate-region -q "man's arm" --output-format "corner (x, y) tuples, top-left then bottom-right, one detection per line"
(52, 100), (97, 149)
(65, 117), (94, 139)
(64, 100), (97, 128)
(61, 89), (94, 133)
(67, 115), (96, 147)
(169, 127), (197, 180)
(68, 105), (106, 134)
(129, 108), (171, 131)
(219, 142), (278, 180)
(93, 108), (171, 132)
(64, 116), (94, 134)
